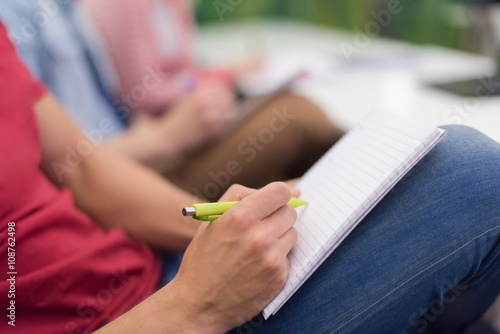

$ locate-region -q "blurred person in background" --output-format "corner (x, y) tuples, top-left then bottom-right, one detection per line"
(0, 0), (233, 167)
(0, 0), (344, 202)
(82, 0), (252, 114)
(79, 0), (345, 198)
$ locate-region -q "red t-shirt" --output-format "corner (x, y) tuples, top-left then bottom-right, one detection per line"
(0, 22), (161, 334)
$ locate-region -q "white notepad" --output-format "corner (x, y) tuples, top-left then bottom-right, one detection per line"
(262, 111), (446, 319)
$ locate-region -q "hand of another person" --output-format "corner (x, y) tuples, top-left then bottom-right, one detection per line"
(166, 182), (299, 333)
(158, 82), (235, 153)
(192, 81), (236, 134)
(118, 83), (235, 164)
(230, 56), (264, 78)
(201, 56), (263, 86)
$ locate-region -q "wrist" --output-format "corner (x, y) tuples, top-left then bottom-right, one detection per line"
(157, 281), (228, 334)
(115, 121), (180, 165)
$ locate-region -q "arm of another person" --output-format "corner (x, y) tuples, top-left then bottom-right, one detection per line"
(102, 83), (235, 165)
(35, 93), (201, 251)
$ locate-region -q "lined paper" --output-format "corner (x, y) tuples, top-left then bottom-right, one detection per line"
(263, 111), (446, 318)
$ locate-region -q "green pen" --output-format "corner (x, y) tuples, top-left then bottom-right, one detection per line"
(182, 197), (308, 221)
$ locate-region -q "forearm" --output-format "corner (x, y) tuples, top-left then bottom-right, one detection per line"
(65, 146), (201, 251)
(103, 91), (233, 167)
(94, 282), (226, 334)
(102, 122), (180, 166)
(102, 98), (204, 166)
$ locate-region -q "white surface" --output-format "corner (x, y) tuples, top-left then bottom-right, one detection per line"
(196, 20), (500, 142)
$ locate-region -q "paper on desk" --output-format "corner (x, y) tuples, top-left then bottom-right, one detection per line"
(237, 52), (339, 96)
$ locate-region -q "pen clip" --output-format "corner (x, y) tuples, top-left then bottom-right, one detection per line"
(192, 215), (219, 222)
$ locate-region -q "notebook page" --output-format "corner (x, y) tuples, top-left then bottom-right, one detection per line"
(263, 111), (445, 318)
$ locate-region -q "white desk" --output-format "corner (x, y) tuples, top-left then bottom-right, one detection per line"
(196, 20), (500, 142)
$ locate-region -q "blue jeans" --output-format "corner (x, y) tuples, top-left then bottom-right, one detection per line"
(164, 125), (500, 334)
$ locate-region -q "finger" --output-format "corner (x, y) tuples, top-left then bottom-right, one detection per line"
(285, 178), (300, 189)
(218, 184), (258, 202)
(262, 204), (298, 239)
(237, 182), (292, 220)
(214, 95), (233, 109)
(275, 227), (298, 256)
(130, 112), (154, 124)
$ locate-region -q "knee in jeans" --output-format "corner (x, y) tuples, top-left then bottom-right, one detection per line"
(438, 124), (500, 208)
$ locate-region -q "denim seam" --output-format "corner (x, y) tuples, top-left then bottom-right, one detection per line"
(329, 224), (500, 334)
(462, 219), (500, 286)
(324, 224), (487, 329)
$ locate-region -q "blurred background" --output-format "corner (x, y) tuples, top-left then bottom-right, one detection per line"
(195, 0), (498, 54)
(192, 0), (500, 144)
